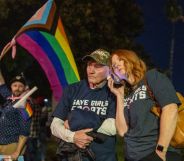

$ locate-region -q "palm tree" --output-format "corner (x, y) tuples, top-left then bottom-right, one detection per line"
(166, 0), (183, 81)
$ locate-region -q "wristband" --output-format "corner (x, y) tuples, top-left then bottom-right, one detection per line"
(156, 144), (167, 152)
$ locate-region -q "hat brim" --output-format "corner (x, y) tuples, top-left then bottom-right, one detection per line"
(82, 55), (107, 66)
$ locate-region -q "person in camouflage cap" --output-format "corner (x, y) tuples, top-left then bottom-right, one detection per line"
(51, 49), (117, 161)
(82, 49), (111, 89)
(82, 49), (110, 66)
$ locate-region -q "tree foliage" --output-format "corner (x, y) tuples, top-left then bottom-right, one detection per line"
(0, 0), (145, 96)
(166, 0), (183, 22)
(59, 0), (145, 76)
(0, 0), (144, 58)
(0, 0), (46, 49)
(59, 0), (144, 58)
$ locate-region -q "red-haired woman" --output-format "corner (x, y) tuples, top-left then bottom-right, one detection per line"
(108, 49), (182, 161)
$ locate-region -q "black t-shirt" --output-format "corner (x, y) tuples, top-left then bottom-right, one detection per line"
(124, 69), (180, 160)
(53, 80), (117, 161)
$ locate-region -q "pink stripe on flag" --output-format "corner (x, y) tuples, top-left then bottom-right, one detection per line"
(17, 33), (62, 101)
(27, 4), (46, 22)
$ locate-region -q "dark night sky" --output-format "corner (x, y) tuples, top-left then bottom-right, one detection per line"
(136, 0), (184, 95)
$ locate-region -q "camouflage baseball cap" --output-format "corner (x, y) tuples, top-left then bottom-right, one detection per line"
(82, 49), (110, 66)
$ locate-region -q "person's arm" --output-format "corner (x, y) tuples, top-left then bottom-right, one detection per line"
(146, 70), (180, 161)
(50, 117), (93, 149)
(0, 70), (11, 99)
(97, 118), (116, 135)
(156, 103), (178, 161)
(50, 117), (75, 142)
(107, 78), (128, 137)
(10, 135), (27, 160)
(115, 94), (128, 136)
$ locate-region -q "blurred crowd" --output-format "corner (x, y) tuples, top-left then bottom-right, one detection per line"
(24, 97), (52, 161)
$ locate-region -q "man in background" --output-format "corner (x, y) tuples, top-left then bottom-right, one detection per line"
(0, 71), (31, 160)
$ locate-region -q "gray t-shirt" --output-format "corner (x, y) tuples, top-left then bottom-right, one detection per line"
(124, 69), (180, 160)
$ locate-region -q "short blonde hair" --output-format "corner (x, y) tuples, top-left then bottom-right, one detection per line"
(110, 49), (147, 85)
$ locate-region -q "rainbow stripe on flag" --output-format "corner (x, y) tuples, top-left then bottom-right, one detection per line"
(19, 102), (33, 121)
(16, 18), (80, 101)
(0, 0), (80, 101)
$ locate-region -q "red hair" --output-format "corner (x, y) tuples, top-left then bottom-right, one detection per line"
(110, 49), (147, 85)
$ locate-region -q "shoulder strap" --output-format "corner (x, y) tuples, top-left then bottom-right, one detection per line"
(143, 77), (160, 107)
(144, 77), (162, 117)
